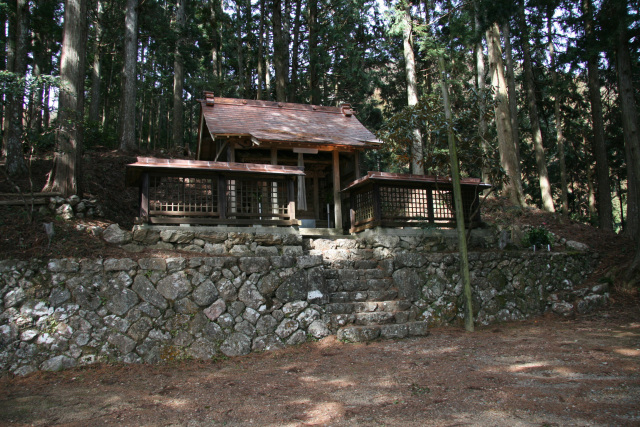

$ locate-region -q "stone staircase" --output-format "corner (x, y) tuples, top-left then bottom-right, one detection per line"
(326, 291), (429, 343)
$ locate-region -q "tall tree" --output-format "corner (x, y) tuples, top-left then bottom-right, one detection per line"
(606, 0), (640, 244)
(486, 22), (525, 206)
(518, 1), (554, 212)
(209, 0), (222, 89)
(289, 0), (302, 102)
(172, 0), (186, 151)
(438, 54), (474, 332)
(256, 0), (266, 100)
(400, 0), (423, 175)
(547, 7), (569, 215)
(44, 0), (87, 197)
(473, 0), (488, 170)
(501, 22), (521, 167)
(89, 0), (103, 123)
(119, 0), (139, 152)
(4, 0), (29, 176)
(308, 0), (320, 105)
(272, 0), (287, 102)
(582, 0), (613, 230)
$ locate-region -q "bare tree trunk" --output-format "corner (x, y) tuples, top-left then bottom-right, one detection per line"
(308, 0), (320, 105)
(611, 0), (640, 244)
(501, 22), (521, 167)
(257, 0), (265, 100)
(103, 50), (114, 129)
(586, 157), (597, 218)
(209, 0), (221, 89)
(265, 48), (272, 99)
(272, 0), (287, 102)
(43, 82), (50, 128)
(439, 55), (474, 332)
(172, 0), (186, 151)
(474, 0), (488, 182)
(548, 11), (569, 215)
(402, 1), (424, 175)
(89, 0), (103, 123)
(2, 2), (15, 159)
(518, 2), (555, 212)
(235, 1), (245, 97)
(119, 0), (138, 152)
(5, 0), (29, 176)
(43, 0), (87, 197)
(0, 8), (6, 140)
(486, 22), (525, 206)
(582, 0), (613, 230)
(289, 0), (302, 103)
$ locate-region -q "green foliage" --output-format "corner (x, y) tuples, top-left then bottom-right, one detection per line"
(376, 88), (506, 187)
(0, 71), (59, 99)
(84, 120), (119, 150)
(521, 226), (554, 248)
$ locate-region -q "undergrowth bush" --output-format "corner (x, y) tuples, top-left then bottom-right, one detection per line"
(522, 226), (554, 248)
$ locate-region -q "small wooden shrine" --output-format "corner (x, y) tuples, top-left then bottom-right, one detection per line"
(125, 93), (490, 231)
(127, 93), (381, 229)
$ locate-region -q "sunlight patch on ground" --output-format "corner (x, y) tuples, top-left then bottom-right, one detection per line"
(552, 366), (579, 377)
(614, 347), (640, 357)
(314, 378), (357, 388)
(613, 330), (640, 337)
(508, 361), (551, 372)
(303, 401), (344, 425)
(163, 398), (190, 408)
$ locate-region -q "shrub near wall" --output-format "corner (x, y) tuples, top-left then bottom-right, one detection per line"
(0, 246), (606, 375)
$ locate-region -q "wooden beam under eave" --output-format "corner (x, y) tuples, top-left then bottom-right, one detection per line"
(333, 150), (342, 231)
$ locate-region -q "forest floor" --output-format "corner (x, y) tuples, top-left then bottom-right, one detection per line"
(0, 301), (638, 426)
(1, 148), (639, 426)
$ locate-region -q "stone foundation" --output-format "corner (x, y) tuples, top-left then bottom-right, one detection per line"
(0, 234), (606, 375)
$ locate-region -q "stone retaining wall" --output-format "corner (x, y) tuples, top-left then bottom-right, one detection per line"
(0, 243), (606, 375)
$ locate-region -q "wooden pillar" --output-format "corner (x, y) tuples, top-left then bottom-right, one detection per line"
(271, 148), (278, 218)
(218, 175), (227, 219)
(372, 183), (381, 226)
(313, 174), (319, 220)
(427, 187), (435, 224)
(332, 150), (342, 230)
(140, 172), (149, 223)
(354, 151), (361, 179)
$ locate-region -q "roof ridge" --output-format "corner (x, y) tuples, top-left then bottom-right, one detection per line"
(202, 96), (350, 115)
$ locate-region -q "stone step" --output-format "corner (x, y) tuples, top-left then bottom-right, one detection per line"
(329, 308), (417, 329)
(337, 321), (429, 343)
(329, 291), (398, 303)
(325, 300), (412, 315)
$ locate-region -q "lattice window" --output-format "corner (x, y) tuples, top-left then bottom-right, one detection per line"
(379, 186), (430, 220)
(148, 175), (217, 214)
(432, 189), (454, 221)
(227, 178), (288, 218)
(353, 189), (374, 224)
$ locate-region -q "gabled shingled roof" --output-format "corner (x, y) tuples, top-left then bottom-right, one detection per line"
(200, 95), (381, 149)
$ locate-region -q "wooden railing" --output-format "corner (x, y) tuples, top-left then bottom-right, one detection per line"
(342, 172), (490, 233)
(126, 158), (302, 226)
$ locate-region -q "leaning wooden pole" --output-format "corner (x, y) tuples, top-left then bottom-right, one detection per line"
(438, 55), (474, 332)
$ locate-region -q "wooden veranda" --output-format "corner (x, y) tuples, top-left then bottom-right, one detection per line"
(342, 172), (491, 233)
(125, 157), (304, 226)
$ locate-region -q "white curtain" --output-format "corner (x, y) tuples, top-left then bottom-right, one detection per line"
(297, 153), (307, 211)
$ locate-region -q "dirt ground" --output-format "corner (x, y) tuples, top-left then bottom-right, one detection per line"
(0, 300), (638, 427)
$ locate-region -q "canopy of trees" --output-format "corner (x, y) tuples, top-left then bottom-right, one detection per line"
(1, 0), (639, 263)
